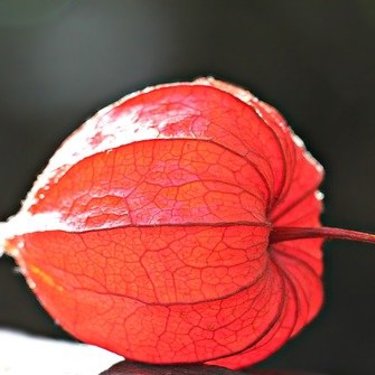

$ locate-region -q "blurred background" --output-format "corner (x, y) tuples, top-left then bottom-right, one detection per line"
(0, 1), (374, 374)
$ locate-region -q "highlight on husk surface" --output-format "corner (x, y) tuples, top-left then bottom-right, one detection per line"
(1, 78), (374, 369)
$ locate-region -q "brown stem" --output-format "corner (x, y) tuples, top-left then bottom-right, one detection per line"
(270, 226), (375, 245)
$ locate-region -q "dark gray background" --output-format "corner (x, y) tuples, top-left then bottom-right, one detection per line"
(0, 1), (374, 374)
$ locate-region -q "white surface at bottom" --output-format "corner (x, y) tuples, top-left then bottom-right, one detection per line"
(0, 329), (122, 375)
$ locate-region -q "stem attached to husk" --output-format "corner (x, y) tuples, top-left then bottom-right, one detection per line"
(270, 226), (375, 245)
(1, 221), (374, 257)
